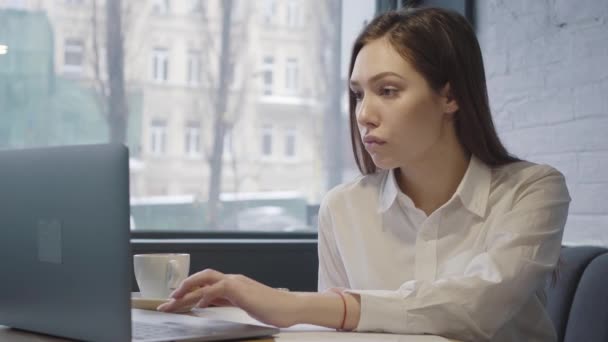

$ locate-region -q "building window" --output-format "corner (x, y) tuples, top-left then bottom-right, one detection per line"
(63, 38), (84, 74)
(285, 127), (296, 158)
(286, 0), (299, 27)
(262, 0), (276, 25)
(187, 51), (201, 86)
(262, 56), (274, 95)
(152, 0), (170, 15)
(151, 47), (169, 83)
(185, 120), (201, 158)
(261, 125), (273, 157)
(150, 119), (167, 156)
(285, 57), (298, 94)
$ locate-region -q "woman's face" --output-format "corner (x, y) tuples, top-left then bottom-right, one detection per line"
(349, 38), (457, 170)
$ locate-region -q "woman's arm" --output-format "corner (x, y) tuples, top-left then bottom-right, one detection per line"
(156, 268), (363, 329)
(294, 290), (361, 330)
(317, 194), (350, 290)
(158, 194), (361, 330)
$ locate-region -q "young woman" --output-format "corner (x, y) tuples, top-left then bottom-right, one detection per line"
(159, 7), (570, 342)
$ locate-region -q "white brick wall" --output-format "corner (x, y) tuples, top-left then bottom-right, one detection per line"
(475, 0), (608, 245)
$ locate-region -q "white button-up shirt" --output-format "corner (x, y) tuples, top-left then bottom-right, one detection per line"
(317, 156), (570, 342)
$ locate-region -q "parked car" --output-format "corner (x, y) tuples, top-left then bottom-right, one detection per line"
(222, 206), (309, 232)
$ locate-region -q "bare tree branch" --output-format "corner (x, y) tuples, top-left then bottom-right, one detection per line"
(202, 0), (256, 228)
(90, 0), (108, 116)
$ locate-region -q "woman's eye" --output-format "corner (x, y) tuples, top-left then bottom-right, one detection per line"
(352, 91), (363, 101)
(380, 87), (398, 97)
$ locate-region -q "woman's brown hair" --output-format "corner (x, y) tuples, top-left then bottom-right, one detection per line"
(348, 7), (519, 174)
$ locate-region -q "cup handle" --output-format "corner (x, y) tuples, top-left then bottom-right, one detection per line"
(166, 259), (182, 291)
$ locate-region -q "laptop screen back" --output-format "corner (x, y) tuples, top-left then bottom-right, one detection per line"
(0, 144), (132, 341)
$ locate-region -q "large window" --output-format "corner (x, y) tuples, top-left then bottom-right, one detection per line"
(2, 0), (605, 265)
(0, 0), (374, 235)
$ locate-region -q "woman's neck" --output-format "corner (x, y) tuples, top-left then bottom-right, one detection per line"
(396, 143), (470, 217)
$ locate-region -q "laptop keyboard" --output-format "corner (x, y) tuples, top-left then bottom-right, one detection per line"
(133, 320), (218, 340)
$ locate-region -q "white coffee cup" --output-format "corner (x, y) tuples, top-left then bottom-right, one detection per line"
(134, 253), (190, 299)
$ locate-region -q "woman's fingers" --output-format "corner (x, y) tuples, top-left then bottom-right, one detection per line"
(170, 269), (224, 299)
(196, 280), (231, 308)
(157, 286), (205, 312)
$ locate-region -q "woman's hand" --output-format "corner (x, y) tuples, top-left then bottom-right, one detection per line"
(156, 269), (301, 328)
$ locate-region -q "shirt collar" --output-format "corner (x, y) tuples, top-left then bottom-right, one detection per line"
(377, 169), (399, 213)
(376, 155), (491, 217)
(454, 155), (491, 218)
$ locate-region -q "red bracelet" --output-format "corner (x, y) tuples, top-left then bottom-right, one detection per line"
(329, 288), (347, 331)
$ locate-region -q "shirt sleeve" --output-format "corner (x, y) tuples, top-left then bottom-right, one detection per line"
(345, 168), (571, 341)
(317, 194), (350, 291)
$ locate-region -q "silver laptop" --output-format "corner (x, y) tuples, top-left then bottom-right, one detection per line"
(0, 144), (279, 341)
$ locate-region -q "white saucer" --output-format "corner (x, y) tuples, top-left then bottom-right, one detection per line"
(131, 292), (193, 313)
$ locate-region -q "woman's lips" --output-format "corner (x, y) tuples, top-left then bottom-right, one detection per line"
(363, 135), (386, 152)
(363, 135), (386, 144)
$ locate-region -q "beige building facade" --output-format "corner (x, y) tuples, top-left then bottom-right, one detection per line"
(2, 0), (332, 204)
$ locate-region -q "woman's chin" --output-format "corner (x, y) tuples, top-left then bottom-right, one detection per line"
(371, 157), (398, 170)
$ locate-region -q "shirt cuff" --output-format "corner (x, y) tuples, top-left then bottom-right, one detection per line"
(344, 289), (409, 333)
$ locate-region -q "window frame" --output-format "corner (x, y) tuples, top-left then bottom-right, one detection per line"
(150, 119), (168, 156)
(261, 124), (274, 158)
(184, 120), (202, 159)
(261, 56), (274, 95)
(286, 0), (300, 28)
(151, 47), (169, 83)
(284, 126), (297, 159)
(262, 0), (276, 25)
(285, 57), (298, 94)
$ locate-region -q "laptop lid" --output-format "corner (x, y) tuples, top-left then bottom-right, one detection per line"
(0, 144), (132, 341)
(0, 144), (280, 342)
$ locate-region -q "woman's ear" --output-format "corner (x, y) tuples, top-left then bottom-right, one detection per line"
(440, 83), (459, 115)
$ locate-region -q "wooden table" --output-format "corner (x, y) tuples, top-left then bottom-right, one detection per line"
(1, 307), (458, 341)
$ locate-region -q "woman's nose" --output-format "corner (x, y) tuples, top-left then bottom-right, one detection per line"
(356, 97), (379, 128)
